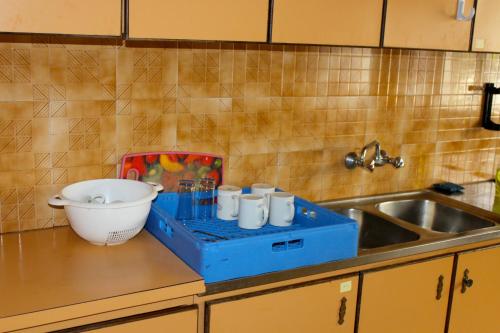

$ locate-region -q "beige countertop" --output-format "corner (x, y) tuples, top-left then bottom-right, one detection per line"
(453, 180), (496, 212)
(0, 227), (204, 332)
(0, 181), (497, 331)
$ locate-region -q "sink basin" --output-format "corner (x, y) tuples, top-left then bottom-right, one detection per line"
(376, 199), (495, 233)
(335, 208), (419, 249)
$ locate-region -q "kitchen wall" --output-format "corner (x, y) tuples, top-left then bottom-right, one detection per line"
(0, 35), (499, 233)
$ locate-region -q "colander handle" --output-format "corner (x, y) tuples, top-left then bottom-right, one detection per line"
(147, 182), (164, 193)
(48, 195), (70, 206)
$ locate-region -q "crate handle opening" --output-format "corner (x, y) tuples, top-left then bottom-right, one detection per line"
(287, 239), (304, 249)
(160, 220), (174, 238)
(272, 241), (287, 252)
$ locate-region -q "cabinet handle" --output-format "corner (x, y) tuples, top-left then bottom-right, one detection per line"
(456, 0), (475, 21)
(461, 269), (474, 293)
(436, 275), (444, 300)
(338, 297), (347, 325)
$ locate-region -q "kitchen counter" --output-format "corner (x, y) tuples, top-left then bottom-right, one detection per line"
(453, 180), (497, 212)
(1, 181), (499, 332)
(0, 227), (204, 332)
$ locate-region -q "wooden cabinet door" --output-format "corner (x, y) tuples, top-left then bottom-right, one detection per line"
(471, 0), (500, 52)
(83, 309), (197, 333)
(384, 0), (474, 51)
(0, 0), (121, 36)
(272, 0), (383, 47)
(448, 246), (500, 333)
(209, 276), (358, 333)
(128, 0), (269, 42)
(358, 256), (454, 333)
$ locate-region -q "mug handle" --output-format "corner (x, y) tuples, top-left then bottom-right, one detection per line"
(231, 194), (239, 217)
(286, 201), (295, 222)
(258, 204), (269, 227)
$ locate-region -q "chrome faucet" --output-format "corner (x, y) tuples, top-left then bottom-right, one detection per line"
(345, 140), (404, 172)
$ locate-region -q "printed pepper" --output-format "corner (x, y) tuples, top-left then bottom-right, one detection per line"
(160, 154), (184, 173)
(213, 158), (222, 169)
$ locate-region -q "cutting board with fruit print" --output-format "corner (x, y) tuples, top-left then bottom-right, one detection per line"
(119, 152), (223, 192)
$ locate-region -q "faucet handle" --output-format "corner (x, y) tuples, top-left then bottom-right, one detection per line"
(391, 156), (405, 168)
(345, 152), (361, 169)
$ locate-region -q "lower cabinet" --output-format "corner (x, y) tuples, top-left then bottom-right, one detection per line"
(357, 256), (454, 333)
(448, 245), (500, 333)
(52, 245), (499, 333)
(71, 308), (197, 333)
(208, 276), (358, 333)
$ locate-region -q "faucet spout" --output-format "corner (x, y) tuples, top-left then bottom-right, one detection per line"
(360, 140), (381, 164)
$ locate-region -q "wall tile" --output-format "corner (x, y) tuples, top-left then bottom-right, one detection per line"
(0, 40), (500, 233)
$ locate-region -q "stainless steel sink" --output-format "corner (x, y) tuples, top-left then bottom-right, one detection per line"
(318, 186), (500, 259)
(335, 208), (419, 249)
(376, 199), (495, 233)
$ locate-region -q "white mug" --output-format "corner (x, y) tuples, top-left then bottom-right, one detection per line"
(217, 185), (242, 221)
(238, 194), (269, 229)
(251, 183), (275, 209)
(269, 192), (295, 227)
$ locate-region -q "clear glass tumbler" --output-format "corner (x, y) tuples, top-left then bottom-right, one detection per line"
(176, 179), (195, 221)
(195, 178), (216, 220)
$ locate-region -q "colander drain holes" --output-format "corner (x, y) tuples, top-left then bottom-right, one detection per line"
(106, 227), (141, 244)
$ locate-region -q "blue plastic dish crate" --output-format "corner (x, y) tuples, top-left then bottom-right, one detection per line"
(146, 190), (358, 283)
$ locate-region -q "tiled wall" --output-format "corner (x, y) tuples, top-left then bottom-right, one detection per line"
(0, 36), (499, 233)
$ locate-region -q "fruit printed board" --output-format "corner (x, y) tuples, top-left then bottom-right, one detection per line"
(119, 152), (223, 192)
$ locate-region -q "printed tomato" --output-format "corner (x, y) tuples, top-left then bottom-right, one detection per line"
(122, 160), (133, 176)
(167, 154), (179, 162)
(184, 154), (202, 164)
(201, 156), (214, 166)
(145, 154), (158, 164)
(207, 170), (220, 185)
(131, 156), (147, 175)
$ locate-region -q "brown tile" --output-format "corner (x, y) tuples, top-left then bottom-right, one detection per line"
(2, 41), (500, 234)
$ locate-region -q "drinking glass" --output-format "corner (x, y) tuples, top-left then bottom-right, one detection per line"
(195, 178), (215, 220)
(176, 179), (195, 221)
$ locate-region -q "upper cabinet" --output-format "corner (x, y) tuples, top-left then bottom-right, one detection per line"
(471, 0), (500, 52)
(383, 0), (474, 51)
(0, 0), (121, 36)
(128, 0), (269, 42)
(272, 0), (383, 47)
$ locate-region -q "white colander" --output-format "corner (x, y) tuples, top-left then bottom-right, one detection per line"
(48, 179), (163, 245)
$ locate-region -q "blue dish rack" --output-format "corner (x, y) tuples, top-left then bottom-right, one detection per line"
(146, 190), (359, 283)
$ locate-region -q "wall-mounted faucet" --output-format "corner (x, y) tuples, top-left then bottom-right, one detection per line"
(345, 140), (404, 172)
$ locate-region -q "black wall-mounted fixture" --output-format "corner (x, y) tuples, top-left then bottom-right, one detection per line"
(482, 83), (500, 131)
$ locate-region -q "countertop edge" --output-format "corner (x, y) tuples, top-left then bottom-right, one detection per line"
(0, 279), (205, 332)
